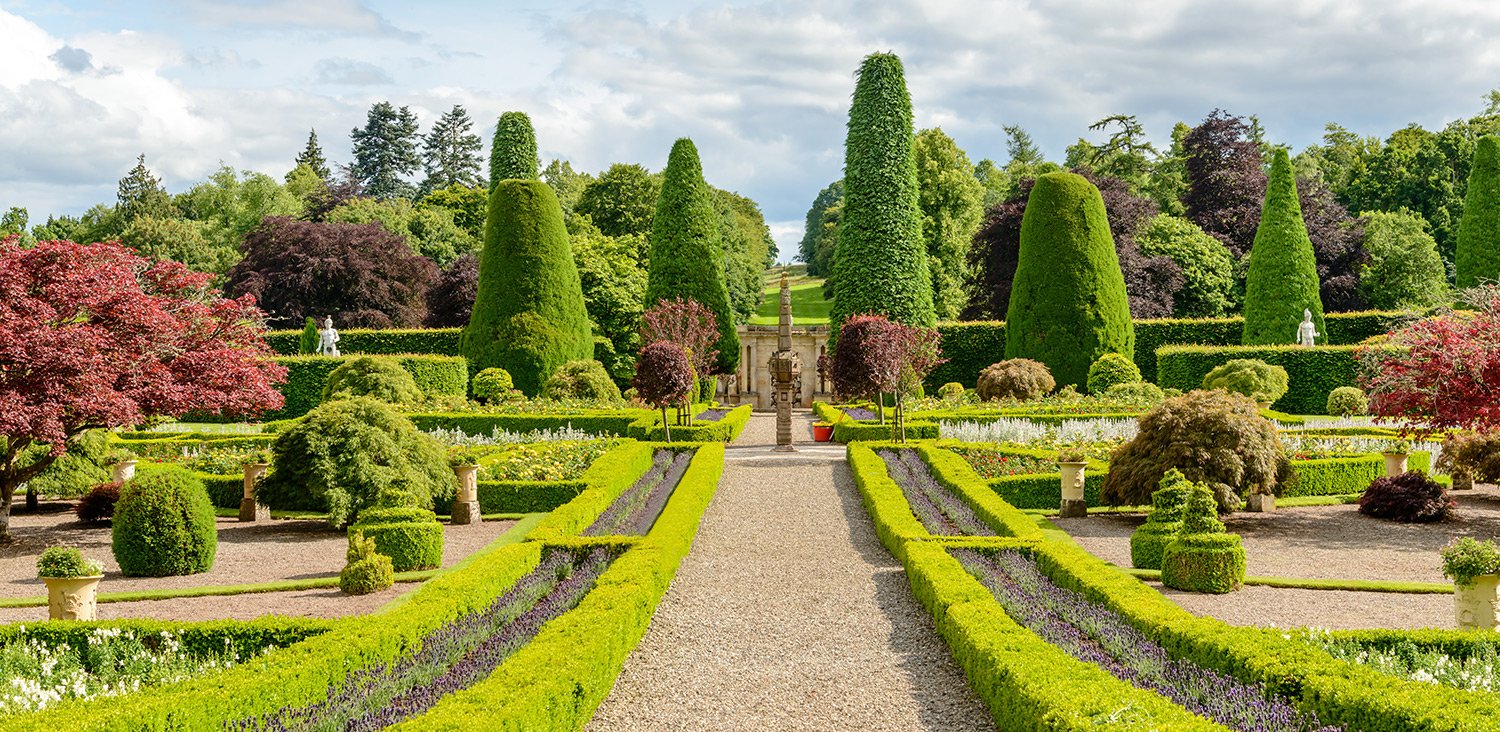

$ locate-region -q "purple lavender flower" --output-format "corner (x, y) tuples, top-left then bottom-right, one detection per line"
(586, 449), (693, 536)
(694, 408), (729, 422)
(843, 407), (879, 421)
(878, 449), (996, 537)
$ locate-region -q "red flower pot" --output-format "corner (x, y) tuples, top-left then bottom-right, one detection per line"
(812, 423), (834, 442)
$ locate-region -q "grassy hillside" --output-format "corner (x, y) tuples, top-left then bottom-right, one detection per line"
(749, 265), (833, 325)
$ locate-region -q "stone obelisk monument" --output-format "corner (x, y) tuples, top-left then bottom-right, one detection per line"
(769, 271), (801, 452)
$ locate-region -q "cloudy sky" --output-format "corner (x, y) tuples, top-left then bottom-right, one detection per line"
(4, 0), (1500, 258)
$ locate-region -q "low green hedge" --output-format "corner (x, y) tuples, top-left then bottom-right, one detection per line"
(525, 443), (659, 543)
(625, 404), (753, 442)
(471, 480), (587, 515)
(351, 507), (444, 572)
(111, 434), (276, 458)
(264, 355), (469, 421)
(1155, 344), (1363, 414)
(833, 420), (939, 442)
(264, 328), (462, 357)
(1286, 452), (1430, 498)
(408, 411), (647, 438)
(0, 616), (333, 658)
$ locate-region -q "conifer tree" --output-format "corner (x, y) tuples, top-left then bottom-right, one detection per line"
(1004, 172), (1134, 387)
(1456, 135), (1500, 289)
(295, 130), (331, 181)
(421, 105), (484, 192)
(1242, 149), (1325, 345)
(644, 138), (739, 373)
(350, 102), (420, 200)
(462, 180), (592, 396)
(116, 154), (175, 225)
(489, 111), (538, 188)
(830, 52), (934, 332)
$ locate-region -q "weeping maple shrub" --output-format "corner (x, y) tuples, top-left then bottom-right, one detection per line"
(0, 238), (285, 541)
(1359, 471), (1455, 523)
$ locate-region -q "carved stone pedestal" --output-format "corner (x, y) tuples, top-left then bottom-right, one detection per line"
(1246, 493), (1276, 513)
(239, 463), (270, 522)
(1059, 462), (1087, 518)
(451, 465), (482, 525)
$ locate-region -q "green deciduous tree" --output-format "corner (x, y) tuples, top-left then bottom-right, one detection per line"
(1004, 172), (1134, 387)
(645, 138), (739, 374)
(462, 180), (593, 395)
(488, 111), (538, 186)
(1242, 149), (1325, 345)
(1135, 214), (1234, 318)
(914, 128), (984, 320)
(295, 129), (331, 181)
(421, 105), (484, 193)
(714, 188), (773, 324)
(1456, 136), (1500, 288)
(571, 222), (648, 383)
(797, 180), (842, 277)
(119, 215), (235, 275)
(543, 159), (594, 218)
(175, 165), (302, 271)
(576, 163), (661, 239)
(350, 102), (421, 200)
(326, 196), (478, 265)
(1359, 210), (1450, 309)
(830, 52), (934, 332)
(1345, 125), (1462, 262)
(418, 184), (488, 240)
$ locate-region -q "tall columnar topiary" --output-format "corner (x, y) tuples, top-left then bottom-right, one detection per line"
(830, 52), (935, 333)
(1242, 149), (1325, 345)
(462, 180), (593, 396)
(644, 138), (740, 374)
(1130, 469), (1193, 570)
(1160, 482), (1246, 594)
(489, 111), (538, 187)
(299, 317), (319, 354)
(1004, 172), (1134, 387)
(1457, 136), (1500, 289)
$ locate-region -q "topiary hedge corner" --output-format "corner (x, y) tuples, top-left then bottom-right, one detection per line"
(351, 507), (444, 572)
(1154, 344), (1363, 414)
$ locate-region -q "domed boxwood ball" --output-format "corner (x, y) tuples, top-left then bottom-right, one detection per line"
(1201, 358), (1288, 405)
(1326, 386), (1368, 417)
(1359, 471), (1455, 523)
(111, 467), (218, 577)
(937, 382), (965, 401)
(1105, 381), (1166, 405)
(1129, 469), (1193, 570)
(976, 359), (1055, 402)
(340, 531), (395, 595)
(471, 367), (514, 404)
(542, 359), (622, 402)
(322, 356), (424, 404)
(1160, 482), (1245, 594)
(1086, 353), (1142, 395)
(350, 507), (443, 572)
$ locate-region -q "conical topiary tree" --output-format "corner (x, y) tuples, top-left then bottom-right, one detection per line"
(1129, 469), (1193, 570)
(1242, 148), (1324, 345)
(830, 52), (935, 334)
(1457, 135), (1500, 289)
(462, 180), (593, 395)
(489, 111), (538, 188)
(644, 138), (740, 374)
(1003, 172), (1134, 387)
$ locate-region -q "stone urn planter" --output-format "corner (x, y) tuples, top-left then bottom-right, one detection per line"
(1256, 400), (1273, 411)
(1453, 471), (1475, 491)
(1382, 452), (1410, 478)
(45, 575), (104, 621)
(451, 464), (481, 525)
(1455, 575), (1500, 630)
(1058, 461), (1088, 518)
(239, 463), (271, 522)
(110, 459), (137, 484)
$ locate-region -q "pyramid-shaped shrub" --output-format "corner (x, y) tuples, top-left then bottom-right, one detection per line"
(1457, 136), (1500, 289)
(1242, 149), (1324, 345)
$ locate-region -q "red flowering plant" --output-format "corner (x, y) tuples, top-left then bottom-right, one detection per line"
(0, 238), (286, 540)
(864, 318), (945, 443)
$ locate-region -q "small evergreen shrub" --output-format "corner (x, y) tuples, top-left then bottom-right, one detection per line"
(37, 546), (102, 578)
(471, 367), (514, 404)
(1160, 482), (1245, 594)
(1442, 537), (1500, 586)
(1325, 386), (1368, 417)
(1201, 358), (1289, 404)
(1105, 381), (1166, 405)
(542, 360), (622, 402)
(976, 359), (1055, 402)
(937, 382), (965, 401)
(111, 468), (218, 577)
(1086, 353), (1141, 395)
(322, 356), (424, 404)
(350, 506), (443, 572)
(339, 531), (395, 595)
(75, 481), (122, 525)
(1359, 471), (1455, 523)
(1129, 470), (1193, 570)
(299, 317), (319, 354)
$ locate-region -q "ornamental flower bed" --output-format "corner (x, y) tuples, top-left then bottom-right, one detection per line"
(693, 408), (729, 423)
(842, 407), (879, 421)
(479, 441), (618, 482)
(1305, 630), (1500, 693)
(586, 449), (694, 536)
(877, 449), (996, 536)
(231, 546), (618, 731)
(946, 447), (1056, 478)
(952, 548), (1338, 732)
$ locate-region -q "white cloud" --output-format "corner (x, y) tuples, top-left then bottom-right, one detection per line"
(168, 0), (419, 41)
(314, 57), (394, 86)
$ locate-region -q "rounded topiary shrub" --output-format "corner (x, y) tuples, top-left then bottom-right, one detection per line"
(111, 467), (218, 577)
(340, 531), (395, 595)
(937, 382), (965, 401)
(471, 367), (514, 404)
(350, 507), (443, 571)
(1325, 386), (1368, 417)
(542, 359), (622, 402)
(1129, 470), (1192, 570)
(322, 356), (424, 404)
(75, 481), (122, 525)
(257, 398), (454, 528)
(976, 359), (1055, 402)
(1105, 381), (1166, 405)
(1201, 358), (1289, 405)
(1159, 482), (1245, 594)
(1086, 353), (1141, 395)
(1102, 390), (1291, 512)
(1359, 471), (1455, 523)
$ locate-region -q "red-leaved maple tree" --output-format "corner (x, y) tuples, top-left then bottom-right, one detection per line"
(641, 296), (720, 378)
(0, 238), (286, 540)
(632, 341), (695, 443)
(1358, 285), (1500, 435)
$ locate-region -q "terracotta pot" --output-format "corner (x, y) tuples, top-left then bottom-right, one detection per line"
(1382, 452), (1409, 478)
(44, 575), (103, 621)
(1455, 574), (1500, 630)
(812, 423), (834, 442)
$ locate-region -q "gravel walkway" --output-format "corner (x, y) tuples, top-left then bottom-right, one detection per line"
(1155, 583), (1453, 630)
(588, 412), (993, 731)
(0, 583), (412, 624)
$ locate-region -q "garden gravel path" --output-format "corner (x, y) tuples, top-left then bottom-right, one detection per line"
(588, 412), (993, 731)
(0, 583), (412, 624)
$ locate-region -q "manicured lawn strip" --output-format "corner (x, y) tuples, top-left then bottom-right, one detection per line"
(1122, 568), (1454, 595)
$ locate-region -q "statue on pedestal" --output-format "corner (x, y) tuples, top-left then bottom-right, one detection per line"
(317, 316), (341, 357)
(1295, 309), (1318, 348)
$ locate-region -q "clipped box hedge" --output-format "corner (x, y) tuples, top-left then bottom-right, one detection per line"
(471, 479), (587, 515)
(625, 404), (753, 442)
(263, 327), (463, 357)
(262, 354), (469, 421)
(1286, 452), (1430, 498)
(1155, 344), (1362, 414)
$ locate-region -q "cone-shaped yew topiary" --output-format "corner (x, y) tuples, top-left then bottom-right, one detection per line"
(489, 111), (538, 187)
(1160, 481), (1246, 594)
(1457, 136), (1500, 289)
(830, 52), (934, 334)
(462, 180), (593, 396)
(645, 138), (739, 374)
(1004, 172), (1134, 387)
(1130, 469), (1193, 570)
(1242, 149), (1325, 345)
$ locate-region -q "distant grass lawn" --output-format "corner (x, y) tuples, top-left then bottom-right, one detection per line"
(749, 265), (832, 325)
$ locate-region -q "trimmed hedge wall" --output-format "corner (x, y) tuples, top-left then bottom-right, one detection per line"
(263, 328), (462, 357)
(407, 411), (648, 438)
(625, 404), (753, 442)
(472, 480), (586, 515)
(1286, 452), (1431, 498)
(1155, 345), (1360, 414)
(265, 355), (468, 421)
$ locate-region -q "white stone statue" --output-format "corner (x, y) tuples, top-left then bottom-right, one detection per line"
(1295, 309), (1319, 347)
(317, 316), (341, 357)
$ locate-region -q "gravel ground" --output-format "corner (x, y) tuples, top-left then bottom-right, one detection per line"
(1153, 583), (1453, 630)
(0, 505), (513, 599)
(0, 583), (412, 624)
(588, 413), (993, 731)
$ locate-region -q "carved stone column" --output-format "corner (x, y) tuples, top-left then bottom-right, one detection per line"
(768, 272), (801, 452)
